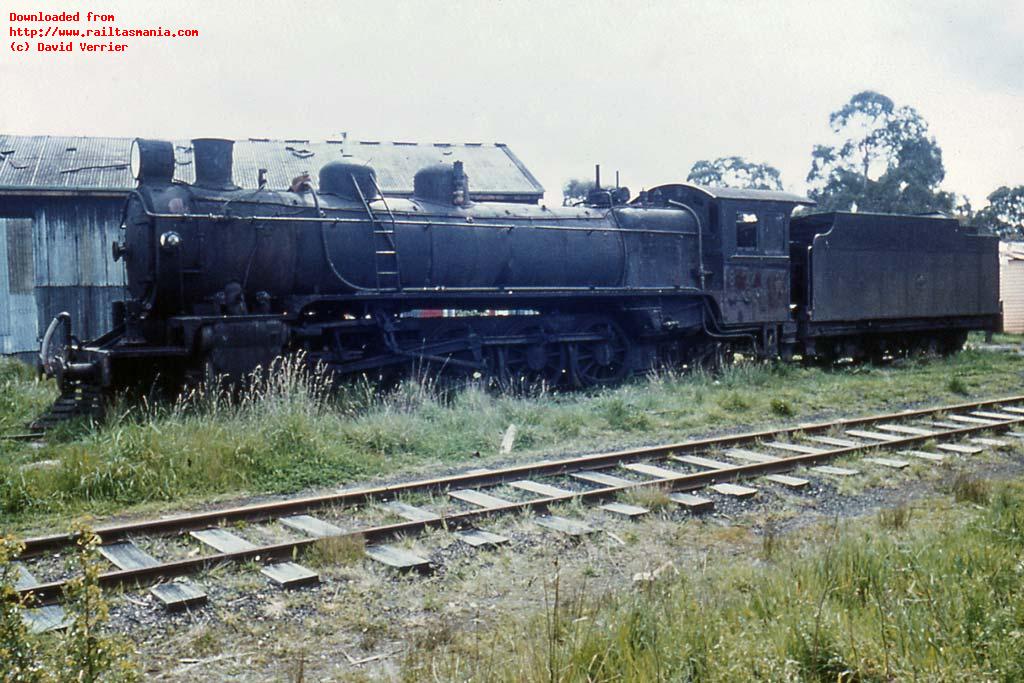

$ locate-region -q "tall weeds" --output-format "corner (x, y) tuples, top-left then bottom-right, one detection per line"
(57, 526), (139, 681)
(0, 536), (44, 681)
(0, 529), (138, 681)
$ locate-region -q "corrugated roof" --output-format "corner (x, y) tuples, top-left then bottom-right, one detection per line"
(0, 135), (545, 200)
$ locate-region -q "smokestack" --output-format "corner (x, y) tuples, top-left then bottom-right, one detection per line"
(192, 138), (237, 190)
(594, 163), (601, 190)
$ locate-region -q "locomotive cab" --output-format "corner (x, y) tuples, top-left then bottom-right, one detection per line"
(643, 184), (813, 326)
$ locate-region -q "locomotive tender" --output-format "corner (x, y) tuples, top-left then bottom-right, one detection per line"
(37, 137), (1000, 418)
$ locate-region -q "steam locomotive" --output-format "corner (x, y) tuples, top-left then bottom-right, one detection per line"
(36, 137), (1000, 422)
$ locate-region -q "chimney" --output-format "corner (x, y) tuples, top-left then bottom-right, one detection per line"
(192, 138), (237, 190)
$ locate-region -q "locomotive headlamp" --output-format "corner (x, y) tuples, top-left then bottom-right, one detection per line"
(130, 138), (176, 184)
(159, 231), (182, 250)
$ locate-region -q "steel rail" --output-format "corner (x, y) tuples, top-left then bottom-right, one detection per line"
(16, 394), (1024, 559)
(16, 416), (1022, 605)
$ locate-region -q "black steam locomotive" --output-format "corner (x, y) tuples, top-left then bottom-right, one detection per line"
(36, 138), (1000, 420)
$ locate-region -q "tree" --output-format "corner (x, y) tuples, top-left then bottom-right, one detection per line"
(807, 91), (954, 214)
(687, 156), (783, 191)
(974, 185), (1024, 239)
(562, 178), (595, 206)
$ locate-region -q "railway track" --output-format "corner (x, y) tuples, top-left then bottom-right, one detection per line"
(11, 394), (1024, 628)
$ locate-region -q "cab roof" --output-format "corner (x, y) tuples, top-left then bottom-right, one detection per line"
(648, 182), (815, 206)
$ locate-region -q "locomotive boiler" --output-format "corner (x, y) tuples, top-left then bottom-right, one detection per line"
(35, 137), (1001, 424)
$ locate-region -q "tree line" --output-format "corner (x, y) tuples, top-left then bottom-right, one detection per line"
(563, 90), (1023, 240)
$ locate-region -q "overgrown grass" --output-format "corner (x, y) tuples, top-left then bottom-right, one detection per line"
(975, 331), (1023, 346)
(303, 533), (366, 569)
(401, 481), (1024, 681)
(951, 473), (991, 505)
(1, 345), (1022, 531)
(622, 485), (674, 511)
(876, 502), (912, 530)
(0, 360), (56, 437)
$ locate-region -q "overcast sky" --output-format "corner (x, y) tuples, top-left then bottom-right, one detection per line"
(1, 0), (1021, 205)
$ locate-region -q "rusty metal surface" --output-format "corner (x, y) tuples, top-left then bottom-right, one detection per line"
(0, 135), (544, 201)
(720, 263), (790, 324)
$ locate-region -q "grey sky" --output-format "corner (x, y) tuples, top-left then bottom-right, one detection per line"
(2, 0), (1021, 205)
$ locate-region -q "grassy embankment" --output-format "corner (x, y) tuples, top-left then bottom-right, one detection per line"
(396, 477), (1024, 682)
(0, 340), (1021, 532)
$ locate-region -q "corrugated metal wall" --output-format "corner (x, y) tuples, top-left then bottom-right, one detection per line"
(1001, 245), (1024, 334)
(32, 198), (123, 286)
(0, 217), (39, 354)
(0, 196), (126, 356)
(33, 198), (126, 343)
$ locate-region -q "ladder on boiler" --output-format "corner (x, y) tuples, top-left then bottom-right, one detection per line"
(353, 174), (401, 291)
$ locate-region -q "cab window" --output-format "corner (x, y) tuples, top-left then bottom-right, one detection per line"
(763, 211), (786, 254)
(736, 212), (759, 250)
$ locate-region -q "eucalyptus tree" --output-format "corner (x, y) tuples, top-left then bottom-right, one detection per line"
(807, 91), (954, 214)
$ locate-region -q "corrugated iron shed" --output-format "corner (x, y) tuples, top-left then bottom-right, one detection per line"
(0, 135), (544, 202)
(1000, 242), (1024, 333)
